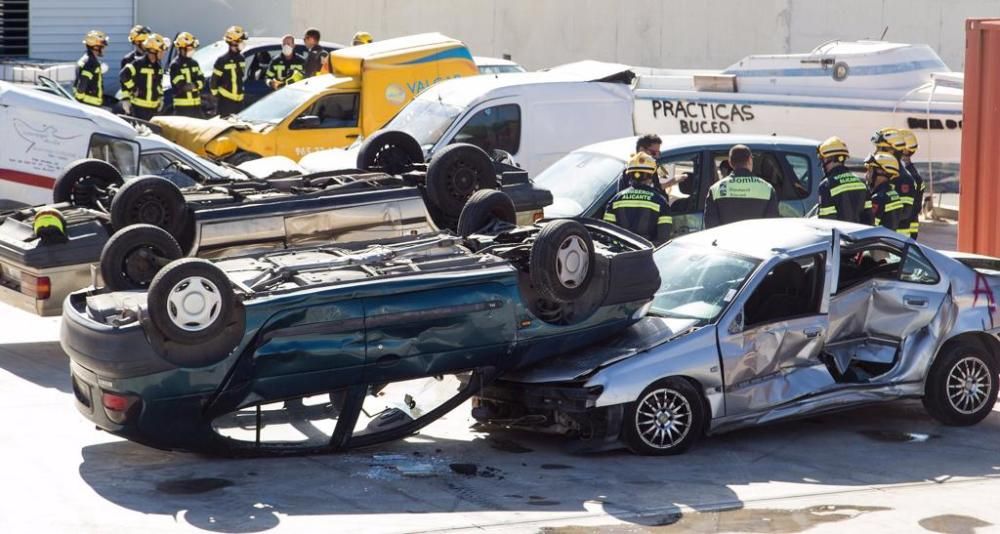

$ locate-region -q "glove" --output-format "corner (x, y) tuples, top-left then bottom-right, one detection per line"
(121, 100), (132, 115)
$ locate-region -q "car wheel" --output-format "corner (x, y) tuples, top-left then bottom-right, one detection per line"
(456, 190), (516, 237)
(356, 130), (423, 175)
(426, 143), (497, 218)
(923, 340), (999, 426)
(52, 159), (123, 209)
(110, 176), (187, 238)
(529, 220), (595, 303)
(226, 151), (261, 166)
(623, 378), (706, 456)
(148, 258), (237, 345)
(100, 224), (183, 291)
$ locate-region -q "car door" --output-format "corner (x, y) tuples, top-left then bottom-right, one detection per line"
(363, 279), (517, 384)
(826, 239), (948, 379)
(709, 147), (809, 218)
(446, 102), (522, 159)
(276, 92), (362, 159)
(716, 244), (838, 416)
(658, 150), (708, 235)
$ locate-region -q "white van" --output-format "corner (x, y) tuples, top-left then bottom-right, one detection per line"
(299, 71), (635, 178)
(0, 81), (246, 207)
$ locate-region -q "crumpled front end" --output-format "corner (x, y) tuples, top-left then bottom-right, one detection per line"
(151, 115), (245, 158)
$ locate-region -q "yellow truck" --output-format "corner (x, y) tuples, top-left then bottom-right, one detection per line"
(152, 33), (477, 163)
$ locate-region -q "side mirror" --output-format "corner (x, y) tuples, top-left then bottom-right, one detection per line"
(728, 309), (744, 335)
(291, 115), (321, 129)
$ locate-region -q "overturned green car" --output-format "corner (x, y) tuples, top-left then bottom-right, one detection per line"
(62, 191), (660, 455)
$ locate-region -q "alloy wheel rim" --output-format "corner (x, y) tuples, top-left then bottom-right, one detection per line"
(635, 387), (692, 449)
(946, 356), (993, 415)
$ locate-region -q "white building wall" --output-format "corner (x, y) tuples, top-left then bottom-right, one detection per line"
(135, 0), (291, 48)
(30, 0), (134, 62)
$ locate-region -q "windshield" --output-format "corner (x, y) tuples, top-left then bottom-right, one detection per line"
(650, 243), (759, 323)
(534, 151), (625, 217)
(383, 97), (463, 148)
(237, 86), (315, 124)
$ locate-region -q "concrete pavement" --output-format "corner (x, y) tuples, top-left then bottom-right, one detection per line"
(2, 221), (1000, 533)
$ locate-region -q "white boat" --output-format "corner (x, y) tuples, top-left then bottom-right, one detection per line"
(631, 40), (963, 195)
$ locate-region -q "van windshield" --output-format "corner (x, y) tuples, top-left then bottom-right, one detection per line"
(237, 87), (315, 124)
(534, 151), (625, 217)
(383, 98), (463, 148)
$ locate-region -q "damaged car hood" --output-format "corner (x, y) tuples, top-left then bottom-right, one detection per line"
(502, 316), (699, 384)
(151, 115), (252, 154)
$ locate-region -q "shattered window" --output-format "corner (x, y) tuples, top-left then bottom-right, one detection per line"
(838, 243), (903, 292)
(900, 247), (940, 285)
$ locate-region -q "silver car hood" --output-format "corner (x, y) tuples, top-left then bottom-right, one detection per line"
(504, 316), (700, 383)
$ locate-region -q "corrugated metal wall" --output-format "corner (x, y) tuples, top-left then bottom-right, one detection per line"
(29, 0), (133, 61)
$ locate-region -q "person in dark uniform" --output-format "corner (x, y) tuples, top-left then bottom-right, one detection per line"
(704, 144), (779, 228)
(74, 30), (108, 107)
(866, 152), (905, 232)
(210, 26), (249, 117)
(900, 129), (925, 240)
(121, 24), (151, 70)
(872, 128), (917, 238)
(603, 152), (673, 244)
(119, 33), (168, 121)
(266, 34), (306, 90)
(302, 27), (325, 78)
(815, 136), (871, 224)
(169, 32), (206, 118)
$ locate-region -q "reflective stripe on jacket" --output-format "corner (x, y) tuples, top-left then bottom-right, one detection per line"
(816, 166), (871, 224)
(266, 54), (306, 88)
(603, 183), (673, 244)
(871, 182), (904, 232)
(74, 52), (103, 106)
(704, 170), (779, 228)
(210, 51), (246, 102)
(120, 57), (164, 109)
(169, 56), (205, 107)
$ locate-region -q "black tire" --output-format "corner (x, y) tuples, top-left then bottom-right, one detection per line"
(425, 143), (497, 218)
(100, 224), (183, 291)
(52, 159), (123, 209)
(622, 378), (706, 456)
(226, 151), (261, 165)
(456, 190), (516, 237)
(110, 176), (187, 238)
(147, 258), (237, 344)
(356, 130), (423, 175)
(529, 220), (595, 303)
(922, 340), (999, 426)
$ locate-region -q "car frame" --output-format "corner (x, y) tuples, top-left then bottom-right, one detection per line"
(62, 209), (660, 455)
(535, 134), (823, 236)
(475, 218), (1000, 455)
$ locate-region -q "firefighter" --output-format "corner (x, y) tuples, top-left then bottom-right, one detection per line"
(302, 27), (325, 77)
(866, 152), (905, 232)
(122, 25), (152, 70)
(603, 152), (673, 244)
(872, 128), (918, 238)
(169, 32), (205, 118)
(704, 144), (779, 228)
(119, 33), (169, 121)
(352, 31), (374, 46)
(815, 136), (871, 224)
(900, 129), (925, 240)
(266, 34), (306, 90)
(211, 26), (249, 117)
(74, 30), (108, 107)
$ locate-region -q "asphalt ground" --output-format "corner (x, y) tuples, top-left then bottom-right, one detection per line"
(3, 220), (999, 534)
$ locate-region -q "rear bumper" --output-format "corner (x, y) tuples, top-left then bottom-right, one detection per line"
(0, 259), (93, 316)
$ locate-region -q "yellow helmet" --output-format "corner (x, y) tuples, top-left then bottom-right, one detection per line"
(174, 32), (199, 49)
(83, 30), (109, 48)
(141, 33), (170, 53)
(871, 127), (907, 153)
(865, 151), (900, 178)
(224, 25), (249, 44)
(625, 152), (658, 179)
(128, 25), (152, 44)
(352, 31), (373, 46)
(817, 136), (849, 162)
(900, 129), (918, 155)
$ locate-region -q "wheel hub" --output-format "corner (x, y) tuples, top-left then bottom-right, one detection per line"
(133, 193), (168, 225)
(947, 356), (992, 415)
(635, 387), (692, 450)
(166, 276), (222, 332)
(555, 236), (589, 288)
(123, 247), (158, 285)
(447, 161), (477, 198)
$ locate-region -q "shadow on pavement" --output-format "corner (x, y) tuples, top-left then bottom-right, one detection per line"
(0, 341), (71, 393)
(77, 400), (1000, 533)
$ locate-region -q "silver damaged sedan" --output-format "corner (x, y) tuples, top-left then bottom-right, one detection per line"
(474, 218), (1000, 455)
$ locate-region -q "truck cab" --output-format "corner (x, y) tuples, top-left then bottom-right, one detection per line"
(153, 33), (478, 163)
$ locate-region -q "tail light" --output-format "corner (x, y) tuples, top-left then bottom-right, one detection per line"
(21, 273), (51, 300)
(532, 210), (544, 222)
(101, 391), (140, 424)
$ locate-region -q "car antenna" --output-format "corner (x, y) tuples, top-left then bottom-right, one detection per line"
(879, 26), (889, 40)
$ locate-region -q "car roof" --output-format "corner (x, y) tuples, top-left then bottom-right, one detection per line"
(672, 218), (900, 260)
(0, 81), (137, 138)
(421, 71), (627, 108)
(577, 134), (821, 162)
(473, 56), (521, 67)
